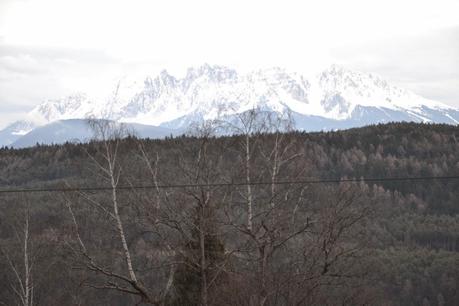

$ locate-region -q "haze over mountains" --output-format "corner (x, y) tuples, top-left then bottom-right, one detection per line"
(1, 64), (458, 148)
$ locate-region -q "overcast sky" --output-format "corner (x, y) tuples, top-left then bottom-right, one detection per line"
(0, 0), (458, 129)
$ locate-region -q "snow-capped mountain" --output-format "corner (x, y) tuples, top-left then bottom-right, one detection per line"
(1, 64), (458, 147)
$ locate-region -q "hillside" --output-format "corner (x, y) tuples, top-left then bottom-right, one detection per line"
(0, 122), (458, 305)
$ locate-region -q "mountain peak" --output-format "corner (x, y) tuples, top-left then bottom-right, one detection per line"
(28, 93), (91, 124)
(27, 64), (457, 124)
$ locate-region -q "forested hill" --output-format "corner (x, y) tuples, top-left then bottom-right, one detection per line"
(0, 122), (458, 305)
(2, 122), (459, 214)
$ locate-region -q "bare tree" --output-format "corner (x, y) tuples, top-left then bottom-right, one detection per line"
(65, 119), (161, 305)
(216, 108), (303, 304)
(281, 182), (371, 305)
(1, 203), (34, 306)
(219, 108), (294, 232)
(138, 121), (230, 306)
(213, 108), (371, 305)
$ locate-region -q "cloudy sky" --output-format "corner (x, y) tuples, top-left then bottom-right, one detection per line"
(0, 0), (458, 129)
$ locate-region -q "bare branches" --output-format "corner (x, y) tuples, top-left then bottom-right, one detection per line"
(1, 203), (34, 306)
(64, 119), (163, 305)
(58, 110), (371, 305)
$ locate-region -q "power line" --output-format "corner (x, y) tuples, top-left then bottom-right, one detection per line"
(0, 175), (459, 194)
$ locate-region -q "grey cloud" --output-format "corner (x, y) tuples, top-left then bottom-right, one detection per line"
(0, 44), (117, 76)
(331, 27), (459, 105)
(0, 43), (120, 128)
(0, 102), (30, 113)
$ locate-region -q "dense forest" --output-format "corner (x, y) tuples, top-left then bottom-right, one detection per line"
(0, 119), (458, 306)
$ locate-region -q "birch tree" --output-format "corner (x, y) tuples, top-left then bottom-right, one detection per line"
(1, 203), (34, 306)
(65, 120), (163, 305)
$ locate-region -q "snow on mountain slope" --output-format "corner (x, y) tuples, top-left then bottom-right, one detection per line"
(28, 94), (95, 124)
(25, 64), (459, 125)
(1, 64), (458, 147)
(0, 120), (38, 146)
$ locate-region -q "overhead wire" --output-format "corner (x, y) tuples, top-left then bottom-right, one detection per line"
(0, 175), (458, 194)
